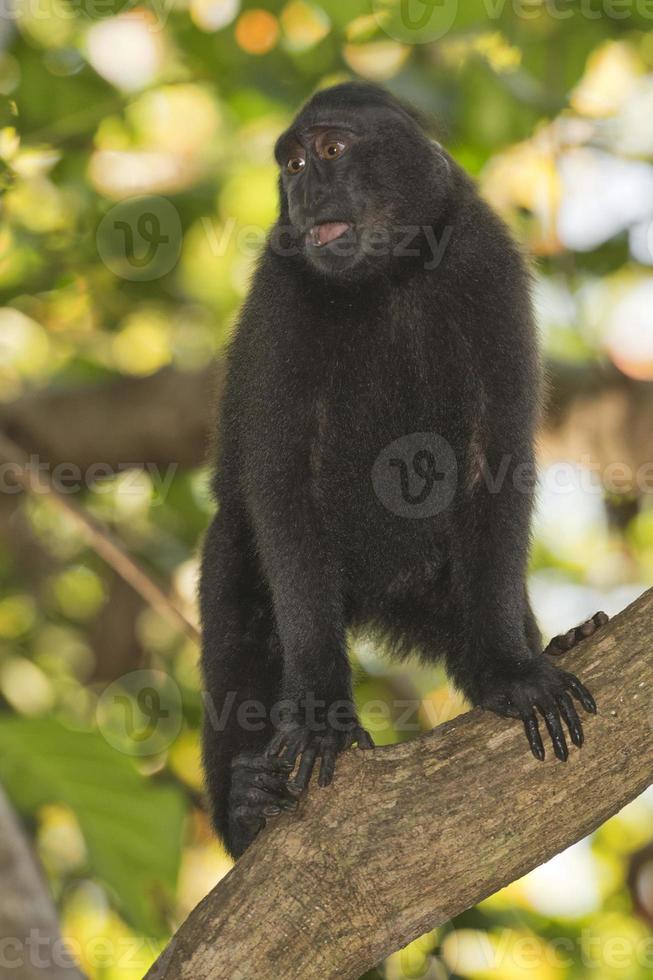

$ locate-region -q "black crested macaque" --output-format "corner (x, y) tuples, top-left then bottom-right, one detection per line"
(199, 82), (608, 858)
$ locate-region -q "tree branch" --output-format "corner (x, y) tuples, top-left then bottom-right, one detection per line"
(0, 364), (222, 472)
(0, 433), (199, 644)
(0, 787), (86, 979)
(2, 361), (653, 482)
(146, 588), (653, 980)
(541, 362), (653, 481)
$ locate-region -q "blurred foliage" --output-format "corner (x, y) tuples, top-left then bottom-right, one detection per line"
(1, 1), (653, 978)
(0, 716), (185, 936)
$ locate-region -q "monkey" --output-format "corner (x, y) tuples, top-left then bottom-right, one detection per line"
(199, 82), (608, 859)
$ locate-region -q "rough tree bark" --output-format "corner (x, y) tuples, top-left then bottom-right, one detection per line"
(146, 587), (653, 980)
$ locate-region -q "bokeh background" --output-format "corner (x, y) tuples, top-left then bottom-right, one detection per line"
(1, 1), (653, 977)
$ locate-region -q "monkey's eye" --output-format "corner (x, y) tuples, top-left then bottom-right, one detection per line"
(286, 156), (306, 175)
(319, 140), (346, 161)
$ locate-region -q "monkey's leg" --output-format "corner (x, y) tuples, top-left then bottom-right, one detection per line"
(448, 452), (598, 762)
(200, 511), (299, 858)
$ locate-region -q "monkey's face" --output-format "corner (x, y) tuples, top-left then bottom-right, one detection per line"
(274, 88), (447, 280)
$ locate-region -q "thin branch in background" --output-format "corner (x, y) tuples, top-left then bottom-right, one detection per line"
(0, 432), (200, 646)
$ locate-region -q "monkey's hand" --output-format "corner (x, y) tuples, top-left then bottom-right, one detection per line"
(228, 752), (301, 857)
(265, 702), (374, 792)
(477, 656), (597, 763)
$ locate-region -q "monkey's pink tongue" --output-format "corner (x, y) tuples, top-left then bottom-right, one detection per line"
(309, 222), (351, 247)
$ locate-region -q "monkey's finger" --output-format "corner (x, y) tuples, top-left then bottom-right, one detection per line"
(252, 771), (295, 795)
(318, 747), (337, 787)
(264, 731), (289, 757)
(232, 805), (265, 834)
(355, 728), (374, 749)
(341, 725), (372, 752)
(579, 610), (609, 633)
(578, 610), (608, 637)
(557, 692), (584, 748)
(232, 786), (281, 809)
(280, 728), (311, 767)
(546, 629), (577, 655)
(523, 711), (545, 761)
(562, 673), (597, 714)
(293, 746), (318, 791)
(538, 703), (569, 762)
(280, 796), (299, 812)
(233, 753), (293, 775)
(274, 776), (303, 804)
(547, 611), (609, 656)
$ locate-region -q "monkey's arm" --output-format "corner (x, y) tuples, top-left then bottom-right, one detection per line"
(253, 503), (373, 789)
(233, 265), (373, 789)
(447, 434), (598, 762)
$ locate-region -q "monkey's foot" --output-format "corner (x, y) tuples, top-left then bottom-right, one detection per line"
(227, 752), (301, 857)
(544, 610), (609, 656)
(265, 706), (374, 791)
(477, 657), (596, 763)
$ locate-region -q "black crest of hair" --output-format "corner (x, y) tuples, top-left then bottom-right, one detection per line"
(199, 82), (603, 858)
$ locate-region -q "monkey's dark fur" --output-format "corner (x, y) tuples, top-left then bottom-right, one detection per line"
(200, 83), (605, 858)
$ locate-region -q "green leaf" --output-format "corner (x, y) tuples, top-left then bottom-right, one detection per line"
(0, 716), (186, 937)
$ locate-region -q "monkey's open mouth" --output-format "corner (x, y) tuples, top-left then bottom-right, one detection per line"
(306, 222), (352, 248)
